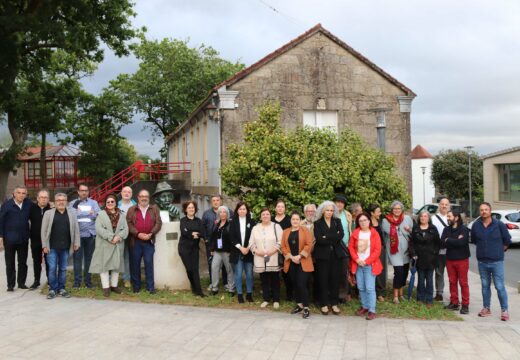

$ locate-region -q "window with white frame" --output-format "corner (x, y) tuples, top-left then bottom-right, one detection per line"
(303, 111), (338, 133)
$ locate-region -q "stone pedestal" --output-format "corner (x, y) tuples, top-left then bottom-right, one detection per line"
(154, 221), (190, 290)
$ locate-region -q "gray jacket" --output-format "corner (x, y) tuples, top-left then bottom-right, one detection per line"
(381, 215), (413, 266)
(41, 208), (81, 253)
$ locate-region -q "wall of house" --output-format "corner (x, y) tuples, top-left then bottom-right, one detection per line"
(483, 151), (520, 210)
(221, 32), (412, 190)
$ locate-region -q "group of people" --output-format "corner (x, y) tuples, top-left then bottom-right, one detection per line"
(0, 184), (162, 299)
(0, 186), (512, 321)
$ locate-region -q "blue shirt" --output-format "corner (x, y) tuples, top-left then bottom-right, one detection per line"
(68, 197), (100, 238)
(339, 211), (350, 245)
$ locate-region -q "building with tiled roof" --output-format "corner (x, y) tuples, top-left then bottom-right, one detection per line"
(166, 24), (416, 211)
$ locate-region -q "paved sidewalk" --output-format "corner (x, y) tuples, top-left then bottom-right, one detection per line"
(1, 253), (519, 359)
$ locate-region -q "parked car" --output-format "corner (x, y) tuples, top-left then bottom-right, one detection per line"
(467, 209), (520, 244)
(413, 203), (463, 217)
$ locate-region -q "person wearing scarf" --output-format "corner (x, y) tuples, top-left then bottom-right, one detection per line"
(381, 200), (413, 304)
(89, 194), (129, 297)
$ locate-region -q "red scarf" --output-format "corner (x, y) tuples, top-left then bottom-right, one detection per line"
(385, 213), (404, 254)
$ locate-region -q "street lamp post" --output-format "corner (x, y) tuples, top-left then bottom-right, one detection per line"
(464, 146), (474, 219)
(421, 166), (427, 206)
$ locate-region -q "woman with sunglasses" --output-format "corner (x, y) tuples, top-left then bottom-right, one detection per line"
(90, 194), (129, 297)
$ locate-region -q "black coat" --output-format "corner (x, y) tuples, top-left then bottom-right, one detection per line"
(313, 217), (345, 261)
(409, 224), (440, 270)
(226, 216), (256, 264)
(29, 203), (52, 245)
(210, 220), (231, 252)
(442, 225), (470, 260)
(179, 216), (204, 254)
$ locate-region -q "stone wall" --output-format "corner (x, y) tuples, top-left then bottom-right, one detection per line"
(221, 32), (412, 190)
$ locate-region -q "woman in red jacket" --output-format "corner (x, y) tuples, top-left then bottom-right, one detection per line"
(348, 212), (383, 320)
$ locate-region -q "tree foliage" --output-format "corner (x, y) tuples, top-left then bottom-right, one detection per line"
(63, 90), (135, 183)
(0, 0), (137, 199)
(431, 149), (483, 200)
(221, 102), (411, 215)
(113, 36), (244, 139)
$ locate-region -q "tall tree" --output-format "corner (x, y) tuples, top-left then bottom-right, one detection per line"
(114, 36), (244, 140)
(221, 102), (411, 215)
(64, 89), (135, 184)
(0, 0), (137, 200)
(431, 149), (483, 201)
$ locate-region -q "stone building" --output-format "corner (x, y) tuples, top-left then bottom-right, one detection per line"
(166, 24), (416, 213)
(482, 146), (520, 209)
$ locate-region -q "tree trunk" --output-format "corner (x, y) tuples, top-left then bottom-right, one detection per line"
(0, 110), (28, 201)
(40, 132), (47, 188)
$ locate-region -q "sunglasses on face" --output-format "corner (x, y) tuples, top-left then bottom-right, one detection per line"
(106, 200), (116, 204)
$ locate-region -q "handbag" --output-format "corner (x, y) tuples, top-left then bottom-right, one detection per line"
(273, 223), (284, 267)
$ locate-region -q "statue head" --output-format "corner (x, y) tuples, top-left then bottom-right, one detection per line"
(152, 182), (175, 211)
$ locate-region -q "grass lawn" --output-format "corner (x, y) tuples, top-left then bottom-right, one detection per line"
(45, 272), (461, 321)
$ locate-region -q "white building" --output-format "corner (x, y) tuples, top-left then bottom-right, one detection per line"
(411, 145), (436, 210)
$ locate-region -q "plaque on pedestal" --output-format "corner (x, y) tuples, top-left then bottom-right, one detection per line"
(154, 221), (190, 290)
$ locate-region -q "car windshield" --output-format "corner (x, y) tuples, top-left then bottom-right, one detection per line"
(505, 212), (520, 223)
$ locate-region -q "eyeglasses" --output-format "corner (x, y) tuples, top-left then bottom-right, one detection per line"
(106, 200), (116, 204)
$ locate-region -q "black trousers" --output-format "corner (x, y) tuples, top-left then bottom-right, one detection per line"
(393, 263), (410, 289)
(316, 256), (341, 307)
(376, 247), (388, 296)
(260, 271), (280, 302)
(288, 264), (310, 307)
(4, 242), (28, 289)
(179, 247), (202, 294)
(30, 240), (47, 284)
(282, 270), (293, 300)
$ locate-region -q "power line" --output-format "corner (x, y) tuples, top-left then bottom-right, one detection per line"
(254, 0), (310, 28)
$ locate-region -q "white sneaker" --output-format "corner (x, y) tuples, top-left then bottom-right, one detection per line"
(273, 302), (280, 309)
(260, 301), (269, 308)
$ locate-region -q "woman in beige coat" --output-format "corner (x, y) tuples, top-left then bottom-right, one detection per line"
(249, 207), (283, 309)
(89, 194), (129, 297)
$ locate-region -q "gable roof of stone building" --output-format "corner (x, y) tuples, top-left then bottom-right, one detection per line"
(166, 23), (415, 143)
(481, 146), (520, 160)
(411, 145), (433, 159)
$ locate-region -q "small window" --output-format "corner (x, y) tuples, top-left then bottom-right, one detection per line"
(303, 111), (338, 133)
(491, 213), (502, 220)
(505, 212), (520, 223)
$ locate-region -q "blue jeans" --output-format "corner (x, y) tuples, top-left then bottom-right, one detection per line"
(47, 249), (69, 292)
(478, 261), (508, 311)
(73, 236), (95, 286)
(356, 265), (376, 313)
(233, 259), (253, 295)
(131, 240), (155, 291)
(417, 268), (434, 304)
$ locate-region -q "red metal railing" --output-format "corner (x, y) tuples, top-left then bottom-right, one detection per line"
(89, 161), (190, 203)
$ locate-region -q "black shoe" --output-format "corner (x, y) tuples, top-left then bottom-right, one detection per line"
(85, 283), (93, 289)
(195, 292), (207, 298)
(291, 305), (304, 314)
(211, 290), (219, 296)
(460, 305), (469, 315)
(434, 295), (443, 301)
(7, 287), (14, 292)
(29, 282), (40, 290)
(246, 293), (253, 302)
(133, 288), (140, 294)
(302, 308), (310, 319)
(444, 303), (460, 311)
(148, 289), (156, 295)
(18, 284), (28, 290)
(238, 294), (245, 303)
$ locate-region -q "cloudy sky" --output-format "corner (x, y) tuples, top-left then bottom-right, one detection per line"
(80, 0), (520, 157)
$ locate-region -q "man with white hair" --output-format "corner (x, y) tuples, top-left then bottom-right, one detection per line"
(28, 189), (52, 289)
(118, 186), (136, 288)
(0, 185), (32, 291)
(431, 197), (450, 301)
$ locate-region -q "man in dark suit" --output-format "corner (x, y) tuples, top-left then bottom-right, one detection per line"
(0, 185), (32, 291)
